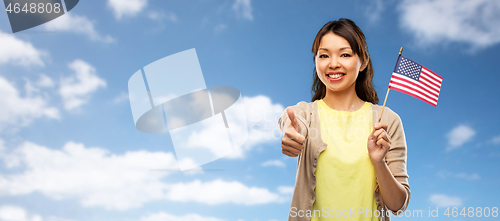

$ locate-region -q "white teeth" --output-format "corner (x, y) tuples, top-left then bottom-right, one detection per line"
(328, 74), (344, 79)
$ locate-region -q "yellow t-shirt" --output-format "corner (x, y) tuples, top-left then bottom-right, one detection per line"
(311, 100), (379, 221)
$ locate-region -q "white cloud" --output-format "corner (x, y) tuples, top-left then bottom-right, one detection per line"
(0, 141), (179, 210)
(148, 11), (178, 23)
(226, 95), (284, 159)
(0, 31), (47, 66)
(436, 171), (480, 180)
(429, 194), (463, 207)
(214, 23), (227, 34)
(177, 117), (234, 159)
(0, 205), (76, 221)
(59, 60), (106, 110)
(164, 95), (283, 165)
(36, 74), (55, 88)
(0, 205), (42, 221)
(107, 0), (148, 20)
(261, 160), (285, 168)
(398, 0), (500, 49)
(364, 0), (385, 22)
(455, 173), (480, 180)
(166, 179), (284, 205)
(277, 186), (294, 195)
(43, 13), (114, 43)
(0, 141), (286, 210)
(0, 76), (59, 131)
(24, 74), (55, 97)
(446, 125), (475, 151)
(140, 212), (224, 221)
(232, 0), (253, 21)
(112, 91), (129, 104)
(165, 92), (236, 170)
(0, 139), (4, 154)
(491, 135), (500, 145)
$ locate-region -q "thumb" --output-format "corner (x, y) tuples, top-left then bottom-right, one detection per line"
(286, 107), (299, 131)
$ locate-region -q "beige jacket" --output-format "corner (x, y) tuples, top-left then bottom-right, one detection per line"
(279, 101), (410, 221)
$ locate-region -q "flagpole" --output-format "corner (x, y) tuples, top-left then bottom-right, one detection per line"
(378, 47), (403, 123)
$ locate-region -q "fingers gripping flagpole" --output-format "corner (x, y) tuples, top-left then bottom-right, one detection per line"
(378, 47), (403, 123)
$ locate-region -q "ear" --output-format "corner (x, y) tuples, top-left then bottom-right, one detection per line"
(360, 56), (369, 72)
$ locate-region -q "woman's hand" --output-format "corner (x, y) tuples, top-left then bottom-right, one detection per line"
(281, 107), (305, 157)
(367, 123), (391, 164)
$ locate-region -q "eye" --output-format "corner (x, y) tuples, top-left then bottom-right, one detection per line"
(318, 54), (329, 58)
(340, 53), (352, 57)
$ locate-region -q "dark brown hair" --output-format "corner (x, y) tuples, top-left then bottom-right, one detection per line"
(311, 18), (378, 104)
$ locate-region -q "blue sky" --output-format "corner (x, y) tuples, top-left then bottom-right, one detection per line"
(0, 0), (500, 220)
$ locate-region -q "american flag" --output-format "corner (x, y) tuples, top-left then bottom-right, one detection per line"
(388, 55), (443, 107)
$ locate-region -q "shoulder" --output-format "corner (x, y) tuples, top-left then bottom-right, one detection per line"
(295, 100), (316, 109)
(371, 103), (403, 124)
(371, 103), (405, 139)
(288, 100), (316, 113)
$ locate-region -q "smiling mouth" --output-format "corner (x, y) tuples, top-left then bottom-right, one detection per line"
(326, 73), (345, 81)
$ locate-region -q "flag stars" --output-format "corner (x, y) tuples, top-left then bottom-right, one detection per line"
(396, 57), (421, 81)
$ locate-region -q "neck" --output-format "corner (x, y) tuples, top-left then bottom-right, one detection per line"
(322, 85), (365, 111)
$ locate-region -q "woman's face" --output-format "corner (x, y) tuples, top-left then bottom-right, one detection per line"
(315, 32), (364, 93)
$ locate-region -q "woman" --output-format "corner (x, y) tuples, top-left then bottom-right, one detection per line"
(279, 18), (410, 221)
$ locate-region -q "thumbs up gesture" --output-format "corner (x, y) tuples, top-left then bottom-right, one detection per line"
(281, 107), (305, 157)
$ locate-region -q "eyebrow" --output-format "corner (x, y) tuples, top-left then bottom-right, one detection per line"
(318, 47), (352, 52)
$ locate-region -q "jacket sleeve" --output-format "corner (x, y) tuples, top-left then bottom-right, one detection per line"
(384, 108), (411, 215)
(278, 101), (310, 138)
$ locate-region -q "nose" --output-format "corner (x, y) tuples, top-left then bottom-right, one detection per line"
(328, 58), (341, 69)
